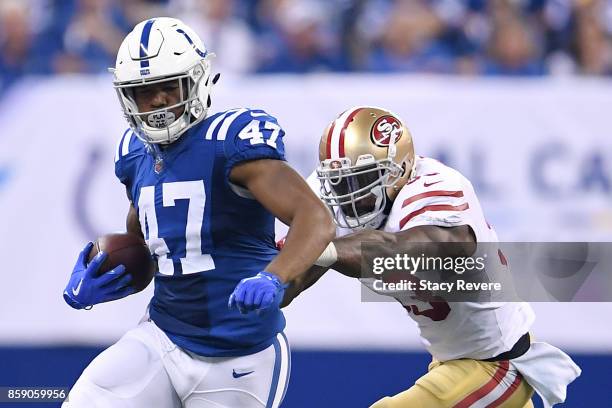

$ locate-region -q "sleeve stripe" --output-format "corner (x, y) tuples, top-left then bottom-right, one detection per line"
(114, 128), (131, 163)
(406, 176), (421, 185)
(399, 203), (470, 230)
(216, 108), (248, 141)
(205, 109), (240, 140)
(121, 131), (133, 157)
(114, 138), (122, 163)
(402, 190), (464, 208)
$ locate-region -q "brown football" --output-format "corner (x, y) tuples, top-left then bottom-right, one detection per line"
(87, 233), (155, 292)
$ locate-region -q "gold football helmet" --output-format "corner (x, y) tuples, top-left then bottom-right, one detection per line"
(317, 106), (415, 229)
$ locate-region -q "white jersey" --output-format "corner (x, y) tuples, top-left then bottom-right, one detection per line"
(307, 156), (535, 362)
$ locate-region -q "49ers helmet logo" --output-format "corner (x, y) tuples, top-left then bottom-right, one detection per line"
(329, 160), (343, 169)
(370, 115), (403, 147)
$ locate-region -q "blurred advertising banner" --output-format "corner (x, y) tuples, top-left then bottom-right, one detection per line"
(0, 74), (610, 351)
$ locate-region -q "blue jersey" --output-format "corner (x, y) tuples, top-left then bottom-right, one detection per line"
(114, 108), (287, 357)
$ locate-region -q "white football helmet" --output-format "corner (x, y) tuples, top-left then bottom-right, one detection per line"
(110, 17), (216, 144)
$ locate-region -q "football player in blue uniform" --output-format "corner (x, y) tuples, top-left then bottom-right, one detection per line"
(61, 18), (334, 408)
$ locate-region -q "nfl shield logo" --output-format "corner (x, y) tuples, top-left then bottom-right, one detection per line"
(154, 158), (163, 173)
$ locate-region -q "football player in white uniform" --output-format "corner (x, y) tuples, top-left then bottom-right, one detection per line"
(283, 106), (581, 408)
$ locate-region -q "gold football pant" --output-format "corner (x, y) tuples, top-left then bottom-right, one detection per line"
(370, 359), (533, 408)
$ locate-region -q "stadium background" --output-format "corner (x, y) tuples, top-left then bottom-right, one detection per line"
(0, 0), (611, 406)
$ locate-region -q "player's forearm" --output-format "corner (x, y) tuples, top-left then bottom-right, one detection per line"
(266, 205), (335, 284)
(280, 265), (329, 308)
(331, 225), (476, 278)
(331, 229), (396, 278)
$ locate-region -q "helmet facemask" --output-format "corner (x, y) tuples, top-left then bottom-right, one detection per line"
(317, 156), (405, 230)
(113, 58), (213, 145)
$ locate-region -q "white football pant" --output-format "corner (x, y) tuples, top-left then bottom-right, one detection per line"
(62, 320), (290, 408)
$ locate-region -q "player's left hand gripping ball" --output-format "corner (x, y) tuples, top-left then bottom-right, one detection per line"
(228, 272), (288, 314)
(63, 242), (135, 310)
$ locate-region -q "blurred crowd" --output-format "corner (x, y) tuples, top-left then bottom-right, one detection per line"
(2, 0), (612, 94)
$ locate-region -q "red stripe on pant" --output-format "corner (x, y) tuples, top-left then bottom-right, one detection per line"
(452, 361), (510, 408)
(486, 372), (523, 408)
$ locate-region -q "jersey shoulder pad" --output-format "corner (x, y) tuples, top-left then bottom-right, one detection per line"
(216, 108), (287, 178)
(411, 157), (469, 191)
(390, 157), (472, 231)
(114, 128), (145, 185)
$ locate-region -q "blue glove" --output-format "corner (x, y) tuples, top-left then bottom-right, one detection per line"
(228, 272), (288, 314)
(63, 242), (135, 310)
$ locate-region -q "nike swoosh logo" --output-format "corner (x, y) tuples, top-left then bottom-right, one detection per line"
(232, 369), (254, 379)
(423, 181), (442, 187)
(72, 279), (84, 296)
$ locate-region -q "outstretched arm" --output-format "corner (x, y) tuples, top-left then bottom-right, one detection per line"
(330, 224), (476, 278)
(280, 265), (329, 308)
(280, 225), (475, 306)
